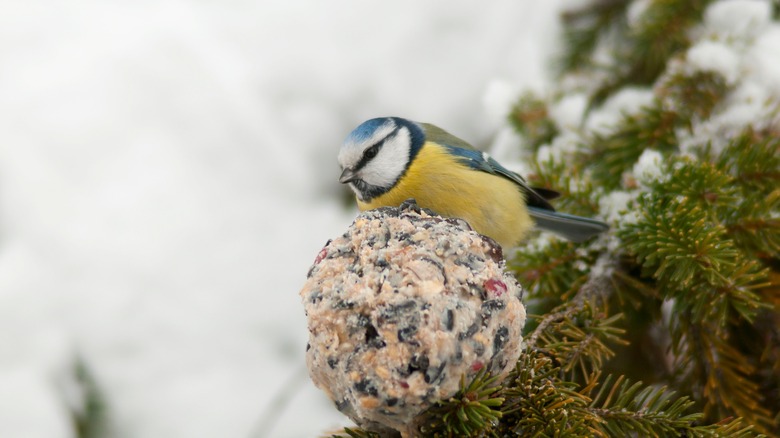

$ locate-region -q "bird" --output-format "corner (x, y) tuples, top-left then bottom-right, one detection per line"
(337, 117), (608, 248)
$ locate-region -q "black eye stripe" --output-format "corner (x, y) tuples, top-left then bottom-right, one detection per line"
(354, 128), (398, 171)
(364, 144), (379, 158)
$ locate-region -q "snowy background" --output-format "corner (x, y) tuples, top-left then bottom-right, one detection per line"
(0, 1), (568, 437)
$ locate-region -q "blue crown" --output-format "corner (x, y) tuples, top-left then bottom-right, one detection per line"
(345, 117), (394, 144)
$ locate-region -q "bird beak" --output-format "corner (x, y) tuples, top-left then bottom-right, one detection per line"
(339, 168), (357, 184)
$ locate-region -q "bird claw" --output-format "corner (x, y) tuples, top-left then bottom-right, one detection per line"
(399, 198), (421, 213)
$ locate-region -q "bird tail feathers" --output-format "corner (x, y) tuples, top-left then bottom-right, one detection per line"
(528, 207), (609, 243)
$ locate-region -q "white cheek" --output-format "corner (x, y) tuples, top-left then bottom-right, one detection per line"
(338, 148), (362, 170)
(360, 130), (411, 188)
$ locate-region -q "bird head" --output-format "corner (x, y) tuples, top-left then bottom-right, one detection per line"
(338, 117), (424, 202)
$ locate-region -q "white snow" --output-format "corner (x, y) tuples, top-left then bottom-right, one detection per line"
(633, 149), (667, 188)
(0, 1), (569, 437)
(549, 93), (588, 131)
(686, 40), (742, 84)
(679, 79), (778, 155)
(703, 0), (773, 42)
(584, 87), (655, 134)
(599, 191), (638, 224)
(589, 254), (615, 279)
(524, 233), (553, 254)
(626, 0), (653, 29)
(747, 26), (780, 93)
(5, 0), (778, 435)
(677, 1), (780, 155)
(536, 131), (582, 164)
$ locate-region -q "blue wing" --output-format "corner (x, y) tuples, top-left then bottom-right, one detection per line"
(421, 122), (555, 210)
(421, 122), (609, 241)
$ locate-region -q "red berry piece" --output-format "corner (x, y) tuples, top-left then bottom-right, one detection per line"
(314, 247), (328, 265)
(471, 361), (484, 372)
(484, 278), (507, 298)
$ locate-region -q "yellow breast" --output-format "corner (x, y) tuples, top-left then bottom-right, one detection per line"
(357, 142), (533, 248)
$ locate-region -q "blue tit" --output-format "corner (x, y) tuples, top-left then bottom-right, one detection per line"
(337, 117), (608, 248)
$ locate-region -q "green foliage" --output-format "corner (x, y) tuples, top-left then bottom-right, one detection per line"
(621, 180), (767, 325)
(508, 93), (559, 151)
(588, 376), (699, 436)
(329, 428), (382, 438)
(559, 0), (631, 74)
(337, 327), (763, 437)
(415, 369), (504, 437)
(582, 70), (732, 190)
(611, 132), (777, 433)
(657, 70), (731, 123)
(509, 239), (582, 300)
(501, 350), (594, 436)
(586, 103), (679, 189)
(582, 0), (715, 107)
(618, 0), (711, 83)
(584, 374), (758, 437)
(498, 0), (780, 435)
(717, 130), (780, 255)
(71, 358), (109, 438)
(529, 159), (602, 217)
(534, 307), (627, 381)
(670, 317), (773, 434)
(327, 1), (780, 436)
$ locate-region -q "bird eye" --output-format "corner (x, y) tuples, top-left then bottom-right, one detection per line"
(364, 145), (379, 159)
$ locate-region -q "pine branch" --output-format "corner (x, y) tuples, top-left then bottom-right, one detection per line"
(507, 93), (559, 151)
(657, 70), (731, 124)
(585, 103), (679, 190)
(321, 2), (780, 435)
(670, 317), (775, 434)
(415, 369), (504, 437)
(500, 349), (761, 438)
(658, 158), (740, 222)
(610, 268), (661, 303)
(522, 266), (628, 384)
(624, 0), (710, 81)
(509, 239), (581, 301)
(579, 69), (733, 191)
(558, 0), (631, 74)
(718, 128), (780, 198)
(717, 130), (780, 256)
(620, 174), (768, 325)
(530, 159), (603, 217)
(508, 0), (779, 435)
(737, 310), (780, 426)
(589, 0), (715, 107)
(584, 374), (759, 437)
(587, 375), (700, 436)
(501, 350), (596, 436)
(70, 357), (109, 438)
(534, 306), (627, 381)
(329, 428), (382, 438)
